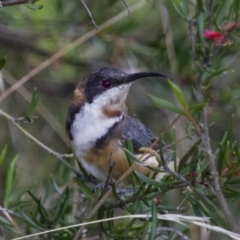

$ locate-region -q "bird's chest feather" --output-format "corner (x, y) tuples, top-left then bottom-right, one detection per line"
(70, 104), (127, 180)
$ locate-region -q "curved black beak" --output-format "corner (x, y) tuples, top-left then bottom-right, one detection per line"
(125, 72), (166, 84)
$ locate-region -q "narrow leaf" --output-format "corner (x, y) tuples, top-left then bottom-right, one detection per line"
(173, 3), (187, 19)
(24, 4), (44, 10)
(4, 155), (18, 208)
(53, 187), (70, 221)
(178, 140), (201, 172)
(149, 95), (186, 115)
(134, 172), (164, 188)
(0, 56), (7, 70)
(197, 13), (205, 43)
(150, 201), (157, 240)
(168, 80), (188, 108)
(216, 1), (231, 24)
(182, 0), (189, 17)
(76, 179), (95, 199)
(0, 144), (7, 167)
(25, 88), (38, 122)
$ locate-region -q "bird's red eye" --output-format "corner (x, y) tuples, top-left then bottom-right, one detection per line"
(102, 79), (111, 88)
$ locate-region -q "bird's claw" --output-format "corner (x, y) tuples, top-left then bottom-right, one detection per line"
(95, 179), (115, 193)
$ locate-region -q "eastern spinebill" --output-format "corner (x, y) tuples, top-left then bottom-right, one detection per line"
(66, 67), (173, 183)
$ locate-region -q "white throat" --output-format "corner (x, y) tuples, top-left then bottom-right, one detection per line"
(71, 85), (131, 158)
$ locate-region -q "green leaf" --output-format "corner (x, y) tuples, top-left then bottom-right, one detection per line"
(182, 0), (189, 17)
(190, 101), (209, 114)
(50, 175), (62, 194)
(24, 4), (44, 10)
(173, 3), (187, 20)
(0, 144), (7, 167)
(27, 191), (50, 221)
(168, 80), (188, 108)
(216, 1), (231, 24)
(53, 187), (70, 221)
(20, 212), (44, 230)
(178, 140), (201, 172)
(197, 13), (205, 43)
(134, 172), (164, 188)
(0, 56), (7, 70)
(25, 88), (38, 123)
(150, 201), (157, 240)
(76, 178), (95, 199)
(196, 0), (205, 12)
(4, 155), (18, 208)
(0, 216), (13, 227)
(233, 0), (240, 21)
(144, 191), (160, 201)
(112, 184), (125, 202)
(125, 139), (135, 165)
(121, 219), (136, 236)
(107, 209), (114, 232)
(149, 95), (186, 115)
(124, 148), (143, 165)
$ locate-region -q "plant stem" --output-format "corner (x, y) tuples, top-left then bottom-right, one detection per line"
(195, 75), (238, 233)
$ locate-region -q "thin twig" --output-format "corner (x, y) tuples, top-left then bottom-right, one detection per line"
(97, 155), (116, 200)
(0, 206), (21, 234)
(2, 69), (69, 145)
(0, 0), (146, 103)
(103, 183), (188, 211)
(122, 0), (131, 17)
(0, 108), (81, 177)
(163, 162), (190, 186)
(80, 0), (98, 30)
(1, 0), (36, 7)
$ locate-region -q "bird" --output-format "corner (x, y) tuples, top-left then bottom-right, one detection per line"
(66, 67), (173, 184)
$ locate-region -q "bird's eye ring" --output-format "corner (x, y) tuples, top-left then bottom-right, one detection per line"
(102, 79), (111, 88)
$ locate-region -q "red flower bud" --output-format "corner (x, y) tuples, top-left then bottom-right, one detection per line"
(204, 30), (223, 39)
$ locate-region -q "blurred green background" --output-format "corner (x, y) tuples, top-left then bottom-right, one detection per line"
(1, 0), (240, 239)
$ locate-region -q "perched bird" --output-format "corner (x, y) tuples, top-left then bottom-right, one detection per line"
(66, 67), (173, 183)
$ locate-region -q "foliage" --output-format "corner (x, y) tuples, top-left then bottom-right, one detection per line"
(1, 0), (240, 239)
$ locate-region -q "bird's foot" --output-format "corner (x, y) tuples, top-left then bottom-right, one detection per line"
(95, 179), (115, 193)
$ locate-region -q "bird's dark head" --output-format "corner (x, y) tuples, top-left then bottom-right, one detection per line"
(84, 67), (166, 104)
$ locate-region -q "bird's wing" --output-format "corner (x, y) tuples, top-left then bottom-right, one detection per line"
(122, 114), (159, 153)
(122, 114), (173, 164)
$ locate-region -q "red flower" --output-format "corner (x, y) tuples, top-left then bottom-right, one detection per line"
(204, 30), (223, 39)
(204, 30), (231, 46)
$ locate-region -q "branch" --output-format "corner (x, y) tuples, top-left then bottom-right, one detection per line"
(121, 0), (131, 17)
(0, 108), (81, 177)
(0, 0), (146, 103)
(103, 183), (188, 211)
(195, 69), (238, 233)
(80, 0), (98, 30)
(0, 25), (91, 67)
(0, 0), (37, 7)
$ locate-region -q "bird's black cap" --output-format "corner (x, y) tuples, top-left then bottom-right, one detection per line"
(85, 67), (166, 103)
